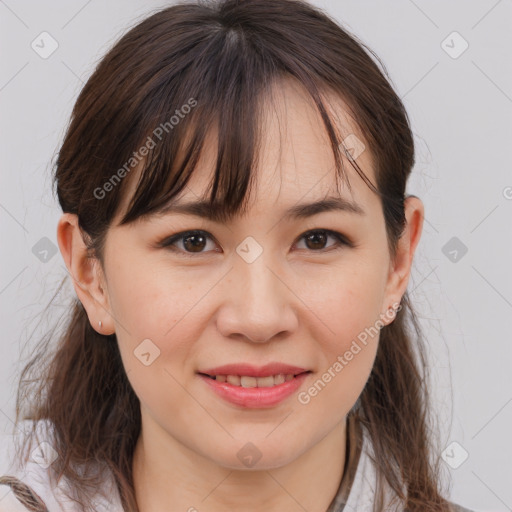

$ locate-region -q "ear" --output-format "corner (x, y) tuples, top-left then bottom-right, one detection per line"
(56, 213), (115, 335)
(380, 195), (424, 325)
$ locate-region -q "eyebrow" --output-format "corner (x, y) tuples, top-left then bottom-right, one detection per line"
(154, 196), (365, 223)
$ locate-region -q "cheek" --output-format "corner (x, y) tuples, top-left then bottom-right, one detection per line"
(294, 257), (385, 398)
(106, 251), (208, 348)
(296, 285), (381, 425)
(296, 254), (387, 342)
(107, 254), (217, 411)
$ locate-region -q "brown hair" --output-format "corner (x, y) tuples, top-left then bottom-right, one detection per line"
(15, 0), (452, 510)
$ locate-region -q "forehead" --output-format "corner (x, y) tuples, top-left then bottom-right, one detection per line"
(115, 77), (378, 225)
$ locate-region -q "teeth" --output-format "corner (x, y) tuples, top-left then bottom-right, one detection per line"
(240, 376), (257, 388)
(213, 373), (297, 387)
(274, 374), (285, 385)
(253, 376), (274, 387)
(226, 375), (241, 386)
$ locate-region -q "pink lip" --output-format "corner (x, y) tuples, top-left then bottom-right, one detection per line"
(198, 362), (308, 378)
(198, 372), (310, 409)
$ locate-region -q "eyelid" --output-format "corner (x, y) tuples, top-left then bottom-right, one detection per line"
(158, 228), (354, 257)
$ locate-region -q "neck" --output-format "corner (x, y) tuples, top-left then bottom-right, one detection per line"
(132, 416), (347, 512)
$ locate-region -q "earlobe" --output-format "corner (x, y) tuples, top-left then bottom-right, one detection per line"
(56, 213), (115, 335)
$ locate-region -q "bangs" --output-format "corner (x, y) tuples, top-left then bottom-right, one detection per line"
(113, 44), (373, 229)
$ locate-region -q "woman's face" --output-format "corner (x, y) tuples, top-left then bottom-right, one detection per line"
(61, 79), (422, 470)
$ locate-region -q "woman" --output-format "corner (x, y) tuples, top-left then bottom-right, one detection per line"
(0, 0), (475, 510)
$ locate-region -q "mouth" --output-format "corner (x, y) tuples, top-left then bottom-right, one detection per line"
(198, 371), (311, 388)
(196, 363), (313, 408)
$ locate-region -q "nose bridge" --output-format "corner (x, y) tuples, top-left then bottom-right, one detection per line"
(240, 252), (280, 310)
(217, 245), (297, 343)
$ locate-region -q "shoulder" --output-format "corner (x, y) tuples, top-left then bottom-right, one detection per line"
(342, 423), (479, 512)
(0, 419), (123, 512)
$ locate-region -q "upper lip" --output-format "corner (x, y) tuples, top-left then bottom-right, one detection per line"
(198, 363), (310, 378)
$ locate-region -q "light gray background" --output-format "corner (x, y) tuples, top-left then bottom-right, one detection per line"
(1, 1), (511, 511)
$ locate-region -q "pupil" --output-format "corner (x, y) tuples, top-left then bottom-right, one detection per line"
(306, 232), (326, 250)
(184, 234), (206, 252)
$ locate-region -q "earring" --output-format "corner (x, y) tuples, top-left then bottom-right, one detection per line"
(389, 302), (401, 317)
(98, 320), (102, 329)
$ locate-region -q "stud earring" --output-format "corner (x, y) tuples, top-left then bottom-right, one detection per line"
(99, 320), (102, 328)
(390, 300), (401, 312)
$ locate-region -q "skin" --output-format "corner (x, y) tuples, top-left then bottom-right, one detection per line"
(57, 78), (423, 512)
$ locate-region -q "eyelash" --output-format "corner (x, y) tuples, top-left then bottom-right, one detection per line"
(158, 229), (353, 258)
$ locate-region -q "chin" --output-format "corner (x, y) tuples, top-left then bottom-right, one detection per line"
(206, 438), (304, 471)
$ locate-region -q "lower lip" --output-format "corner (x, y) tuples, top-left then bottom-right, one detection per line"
(198, 373), (310, 408)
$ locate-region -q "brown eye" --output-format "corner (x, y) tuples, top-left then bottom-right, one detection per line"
(304, 231), (328, 250)
(181, 232), (208, 252)
(162, 230), (217, 256)
(295, 229), (350, 252)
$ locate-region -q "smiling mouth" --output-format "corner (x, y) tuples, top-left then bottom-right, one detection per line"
(198, 371), (311, 388)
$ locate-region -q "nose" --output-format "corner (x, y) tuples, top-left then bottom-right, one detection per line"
(215, 255), (298, 344)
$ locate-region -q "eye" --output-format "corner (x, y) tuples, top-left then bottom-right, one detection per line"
(159, 228), (352, 257)
(160, 230), (218, 257)
(293, 229), (352, 252)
